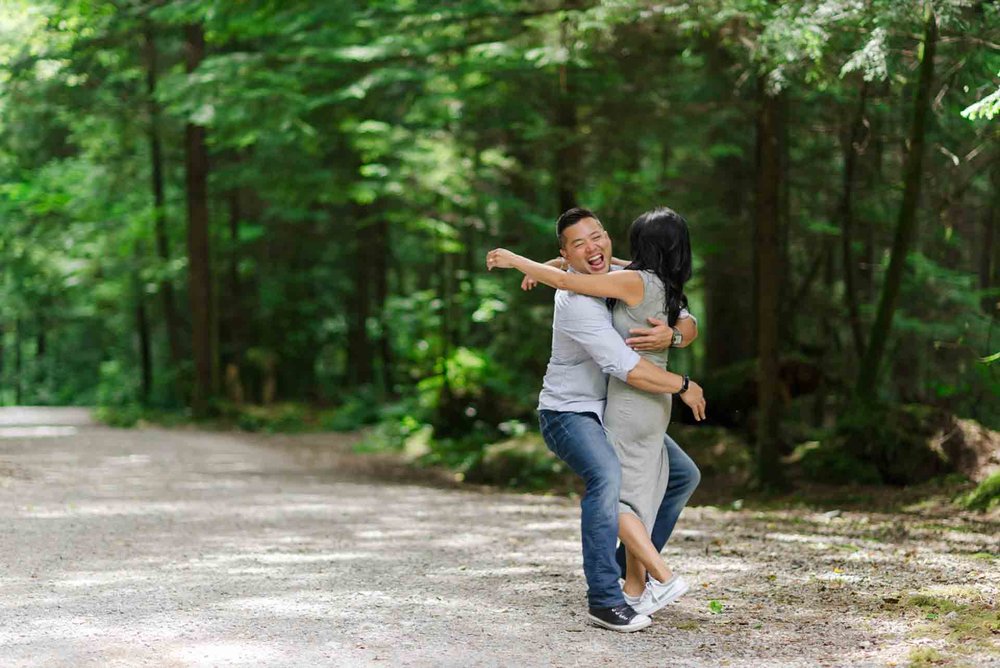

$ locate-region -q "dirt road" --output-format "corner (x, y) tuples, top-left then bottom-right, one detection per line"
(0, 408), (996, 667)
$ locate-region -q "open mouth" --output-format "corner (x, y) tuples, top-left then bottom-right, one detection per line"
(587, 253), (606, 271)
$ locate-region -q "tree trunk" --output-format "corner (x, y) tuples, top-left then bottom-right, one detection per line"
(143, 21), (183, 371)
(373, 215), (393, 395)
(840, 82), (869, 360)
(36, 320), (46, 391)
(981, 166), (998, 314)
(553, 15), (580, 213)
(346, 211), (373, 387)
(14, 319), (22, 405)
(753, 81), (786, 489)
(703, 41), (754, 370)
(860, 92), (887, 303)
(136, 290), (152, 402)
(221, 188), (246, 401)
(777, 93), (792, 348)
(184, 23), (214, 416)
(0, 322), (4, 405)
(856, 9), (937, 397)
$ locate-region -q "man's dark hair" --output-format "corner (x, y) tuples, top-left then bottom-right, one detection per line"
(556, 207), (600, 246)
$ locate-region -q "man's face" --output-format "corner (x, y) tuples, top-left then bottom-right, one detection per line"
(560, 217), (612, 274)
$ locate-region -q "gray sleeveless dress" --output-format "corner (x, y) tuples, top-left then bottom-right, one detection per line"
(604, 270), (671, 532)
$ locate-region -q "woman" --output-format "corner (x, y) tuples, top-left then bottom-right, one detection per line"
(487, 207), (702, 616)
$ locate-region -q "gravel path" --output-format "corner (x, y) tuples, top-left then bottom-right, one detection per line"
(0, 408), (997, 667)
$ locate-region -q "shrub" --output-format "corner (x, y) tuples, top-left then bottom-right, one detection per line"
(794, 441), (883, 485)
(837, 403), (953, 485)
(322, 387), (382, 432)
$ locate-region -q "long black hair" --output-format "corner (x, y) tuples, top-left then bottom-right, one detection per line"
(609, 207), (692, 326)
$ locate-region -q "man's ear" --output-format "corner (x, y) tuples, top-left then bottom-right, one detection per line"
(559, 248), (567, 259)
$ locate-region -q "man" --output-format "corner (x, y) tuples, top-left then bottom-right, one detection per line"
(500, 207), (704, 632)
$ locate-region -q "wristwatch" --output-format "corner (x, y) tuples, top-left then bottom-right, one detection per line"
(676, 374), (690, 395)
(671, 327), (683, 347)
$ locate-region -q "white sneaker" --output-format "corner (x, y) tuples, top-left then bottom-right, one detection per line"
(632, 574), (690, 616)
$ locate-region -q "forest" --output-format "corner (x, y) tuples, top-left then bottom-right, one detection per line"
(0, 0), (997, 499)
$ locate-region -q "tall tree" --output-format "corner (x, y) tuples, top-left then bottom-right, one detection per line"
(840, 81), (870, 359)
(856, 7), (938, 397)
(143, 20), (183, 374)
(183, 22), (214, 415)
(754, 79), (786, 489)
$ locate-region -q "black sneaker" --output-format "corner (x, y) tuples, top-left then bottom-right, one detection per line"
(587, 604), (652, 632)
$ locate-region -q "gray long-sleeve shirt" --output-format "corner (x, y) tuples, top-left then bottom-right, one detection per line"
(537, 289), (641, 420)
(537, 284), (693, 421)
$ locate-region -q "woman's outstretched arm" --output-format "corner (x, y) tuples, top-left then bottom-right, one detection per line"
(486, 248), (643, 305)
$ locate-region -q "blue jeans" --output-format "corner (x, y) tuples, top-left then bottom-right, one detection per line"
(539, 409), (623, 608)
(616, 433), (701, 578)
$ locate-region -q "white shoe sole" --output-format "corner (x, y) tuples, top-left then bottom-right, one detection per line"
(587, 613), (652, 632)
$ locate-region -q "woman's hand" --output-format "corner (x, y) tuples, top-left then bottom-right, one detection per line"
(486, 248), (519, 271)
(679, 381), (707, 421)
(522, 258), (567, 290)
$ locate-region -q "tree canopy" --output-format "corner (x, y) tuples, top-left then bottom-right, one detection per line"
(0, 0), (997, 485)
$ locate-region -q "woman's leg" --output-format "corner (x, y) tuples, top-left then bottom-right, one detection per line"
(616, 434), (700, 579)
(623, 548), (647, 598)
(619, 512), (673, 584)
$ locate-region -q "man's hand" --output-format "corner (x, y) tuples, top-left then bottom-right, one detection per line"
(521, 275), (538, 290)
(625, 317), (673, 351)
(679, 380), (707, 421)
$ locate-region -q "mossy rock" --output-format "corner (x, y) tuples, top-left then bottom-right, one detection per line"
(958, 470), (1000, 511)
(837, 403), (997, 486)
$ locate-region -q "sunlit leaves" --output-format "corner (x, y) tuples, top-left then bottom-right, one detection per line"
(960, 82), (1000, 121)
(839, 27), (888, 81)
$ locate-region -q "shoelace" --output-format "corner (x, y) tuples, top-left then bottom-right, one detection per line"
(612, 606), (633, 621)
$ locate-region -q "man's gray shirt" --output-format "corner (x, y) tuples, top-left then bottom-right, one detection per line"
(537, 284), (694, 421)
(537, 289), (640, 420)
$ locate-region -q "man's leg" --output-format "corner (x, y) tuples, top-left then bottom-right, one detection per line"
(539, 409), (625, 610)
(616, 432), (701, 577)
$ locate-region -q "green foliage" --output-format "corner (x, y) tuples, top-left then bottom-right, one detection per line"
(907, 646), (945, 667)
(232, 403), (309, 433)
(321, 386), (382, 432)
(957, 471), (1000, 512)
(903, 593), (1000, 662)
(0, 0), (996, 496)
(94, 403), (145, 428)
(671, 425), (753, 478)
(463, 433), (570, 491)
(96, 360), (141, 408)
(94, 404), (190, 429)
(960, 81), (999, 120)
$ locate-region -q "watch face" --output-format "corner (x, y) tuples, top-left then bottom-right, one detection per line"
(672, 332), (683, 345)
